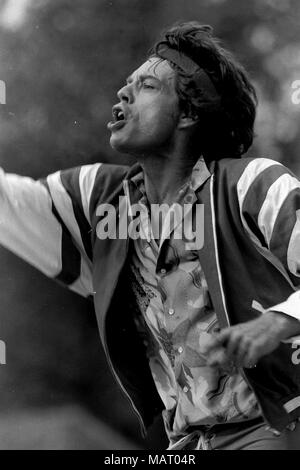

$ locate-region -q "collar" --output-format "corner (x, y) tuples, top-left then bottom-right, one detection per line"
(123, 157), (212, 252)
(124, 156), (212, 196)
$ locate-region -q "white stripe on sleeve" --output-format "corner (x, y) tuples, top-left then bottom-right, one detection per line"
(287, 209), (300, 277)
(237, 158), (282, 209)
(47, 171), (89, 258)
(0, 169), (62, 277)
(69, 254), (94, 297)
(258, 174), (300, 246)
(79, 163), (102, 225)
(47, 171), (93, 296)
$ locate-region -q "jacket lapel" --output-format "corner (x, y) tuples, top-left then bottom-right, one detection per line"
(196, 164), (230, 328)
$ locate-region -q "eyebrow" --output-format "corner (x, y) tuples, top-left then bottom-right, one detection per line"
(126, 74), (162, 84)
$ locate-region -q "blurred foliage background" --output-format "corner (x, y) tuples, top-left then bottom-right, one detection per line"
(0, 0), (299, 449)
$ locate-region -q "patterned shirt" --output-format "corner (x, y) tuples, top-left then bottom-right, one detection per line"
(124, 158), (261, 443)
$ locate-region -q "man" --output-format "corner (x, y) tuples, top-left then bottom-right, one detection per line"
(1, 21), (300, 450)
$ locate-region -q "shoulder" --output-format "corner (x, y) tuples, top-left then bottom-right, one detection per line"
(84, 162), (130, 216)
(80, 162), (130, 186)
(215, 157), (300, 219)
(214, 157), (284, 181)
(54, 162), (129, 191)
(213, 156), (297, 193)
(52, 161), (129, 204)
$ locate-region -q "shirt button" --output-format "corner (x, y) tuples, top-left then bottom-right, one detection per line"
(183, 386), (189, 393)
(178, 346), (184, 354)
(168, 308), (175, 315)
(160, 268), (166, 275)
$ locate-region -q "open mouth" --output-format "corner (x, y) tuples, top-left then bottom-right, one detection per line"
(107, 106), (127, 132)
(112, 108), (125, 122)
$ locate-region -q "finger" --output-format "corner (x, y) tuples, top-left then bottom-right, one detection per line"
(225, 331), (242, 359)
(206, 348), (224, 365)
(232, 338), (251, 367)
(215, 328), (232, 345)
(242, 345), (260, 369)
(207, 351), (236, 373)
(207, 347), (230, 367)
(203, 328), (231, 354)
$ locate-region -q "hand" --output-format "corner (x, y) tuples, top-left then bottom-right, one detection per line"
(202, 312), (300, 369)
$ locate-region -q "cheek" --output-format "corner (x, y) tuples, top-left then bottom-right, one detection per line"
(138, 105), (178, 137)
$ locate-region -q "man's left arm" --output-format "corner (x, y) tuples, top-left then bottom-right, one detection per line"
(204, 158), (300, 368)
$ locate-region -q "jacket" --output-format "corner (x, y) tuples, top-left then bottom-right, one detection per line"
(1, 156), (300, 433)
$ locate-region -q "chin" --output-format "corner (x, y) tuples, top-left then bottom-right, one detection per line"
(110, 135), (138, 155)
(110, 132), (160, 157)
(109, 135), (127, 152)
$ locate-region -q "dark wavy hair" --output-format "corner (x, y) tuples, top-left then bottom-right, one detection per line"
(150, 22), (257, 159)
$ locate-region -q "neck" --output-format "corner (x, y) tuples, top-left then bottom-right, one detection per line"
(137, 150), (199, 205)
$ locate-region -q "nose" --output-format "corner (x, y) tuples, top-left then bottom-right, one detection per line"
(117, 83), (133, 103)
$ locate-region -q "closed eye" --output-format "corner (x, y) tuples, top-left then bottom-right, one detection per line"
(142, 82), (155, 89)
(140, 78), (157, 89)
(125, 75), (160, 90)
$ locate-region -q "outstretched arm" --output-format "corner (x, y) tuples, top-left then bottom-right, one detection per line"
(0, 163), (101, 298)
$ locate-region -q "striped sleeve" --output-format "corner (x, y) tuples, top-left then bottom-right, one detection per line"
(237, 157), (300, 323)
(0, 163), (102, 297)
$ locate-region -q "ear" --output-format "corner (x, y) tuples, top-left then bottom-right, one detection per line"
(177, 110), (199, 130)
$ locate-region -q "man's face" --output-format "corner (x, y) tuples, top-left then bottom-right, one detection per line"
(108, 57), (181, 155)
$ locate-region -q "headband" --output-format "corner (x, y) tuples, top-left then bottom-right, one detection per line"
(156, 44), (221, 104)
